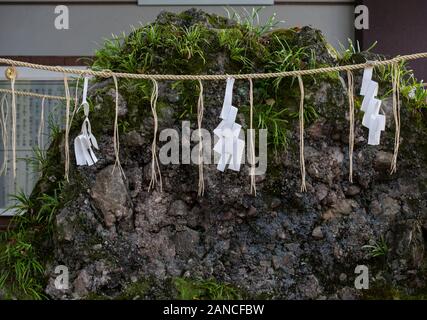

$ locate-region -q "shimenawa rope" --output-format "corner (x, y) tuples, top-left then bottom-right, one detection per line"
(1, 52), (427, 81)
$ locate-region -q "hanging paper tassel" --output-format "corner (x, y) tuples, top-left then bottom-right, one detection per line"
(0, 95), (9, 176)
(347, 70), (355, 183)
(390, 63), (401, 174)
(297, 75), (307, 192)
(148, 78), (163, 192)
(359, 66), (386, 146)
(214, 78), (245, 172)
(74, 76), (99, 167)
(197, 80), (205, 197)
(248, 78), (256, 196)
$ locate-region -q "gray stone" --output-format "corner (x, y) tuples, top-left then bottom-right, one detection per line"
(332, 199), (357, 215)
(91, 165), (132, 227)
(73, 269), (91, 298)
(270, 198), (281, 209)
(173, 227), (200, 258)
(312, 226), (324, 239)
(316, 184), (329, 201)
(123, 131), (145, 147)
(345, 185), (361, 196)
(374, 151), (393, 170)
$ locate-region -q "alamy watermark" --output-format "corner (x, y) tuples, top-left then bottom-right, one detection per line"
(355, 5), (369, 30)
(354, 265), (369, 290)
(158, 121), (268, 175)
(54, 265), (69, 290)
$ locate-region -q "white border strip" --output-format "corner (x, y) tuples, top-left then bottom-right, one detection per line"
(138, 0), (274, 5)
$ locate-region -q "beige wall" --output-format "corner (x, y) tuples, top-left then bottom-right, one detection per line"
(0, 2), (355, 56)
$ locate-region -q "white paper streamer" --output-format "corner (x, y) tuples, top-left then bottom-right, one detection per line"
(214, 78), (245, 172)
(360, 67), (386, 146)
(74, 77), (99, 166)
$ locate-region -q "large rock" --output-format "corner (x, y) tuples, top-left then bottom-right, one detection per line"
(36, 10), (427, 300)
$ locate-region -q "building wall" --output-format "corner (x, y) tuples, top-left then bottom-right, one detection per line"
(0, 1), (355, 57)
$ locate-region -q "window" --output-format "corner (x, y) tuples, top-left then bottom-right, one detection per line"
(0, 68), (83, 215)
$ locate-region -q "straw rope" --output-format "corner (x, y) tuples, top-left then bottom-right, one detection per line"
(1, 53), (427, 83)
(1, 52), (426, 190)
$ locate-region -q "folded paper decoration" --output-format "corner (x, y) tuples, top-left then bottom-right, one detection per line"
(74, 77), (99, 166)
(214, 78), (245, 172)
(359, 67), (386, 146)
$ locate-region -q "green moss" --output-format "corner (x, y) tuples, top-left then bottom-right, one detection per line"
(363, 285), (427, 300)
(174, 277), (244, 300)
(116, 280), (151, 300)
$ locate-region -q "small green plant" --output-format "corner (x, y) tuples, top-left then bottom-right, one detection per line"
(362, 236), (389, 258)
(225, 7), (282, 37)
(174, 277), (241, 300)
(218, 29), (253, 69)
(255, 102), (289, 150)
(23, 146), (48, 175)
(168, 25), (208, 64)
(92, 33), (124, 72)
(400, 75), (427, 111)
(47, 112), (63, 142)
(0, 181), (64, 299)
(0, 191), (44, 299)
(289, 103), (319, 124)
(268, 35), (309, 90)
(336, 39), (377, 64)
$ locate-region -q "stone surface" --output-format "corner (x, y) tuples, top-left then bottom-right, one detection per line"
(91, 165), (133, 227)
(37, 10), (427, 300)
(312, 226), (324, 240)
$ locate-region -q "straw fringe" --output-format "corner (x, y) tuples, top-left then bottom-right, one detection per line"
(197, 80), (205, 196)
(37, 96), (46, 151)
(390, 63), (401, 174)
(10, 76), (17, 179)
(63, 74), (71, 182)
(248, 78), (257, 196)
(148, 79), (163, 192)
(297, 76), (307, 192)
(111, 74), (125, 178)
(347, 70), (355, 183)
(0, 95), (9, 176)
